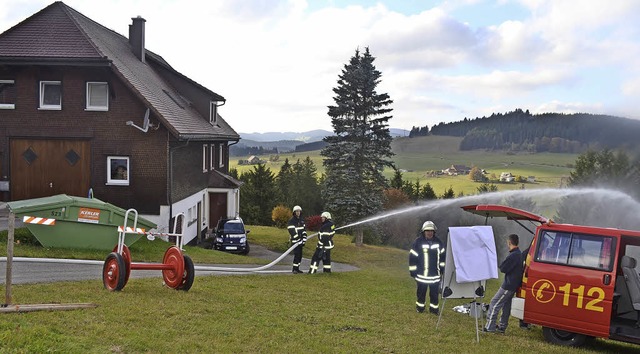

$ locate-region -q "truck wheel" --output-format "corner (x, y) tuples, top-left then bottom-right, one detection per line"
(542, 327), (587, 347)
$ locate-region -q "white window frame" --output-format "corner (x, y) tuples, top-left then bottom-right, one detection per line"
(0, 80), (16, 109)
(202, 144), (208, 172)
(86, 81), (109, 111)
(209, 101), (217, 124)
(219, 143), (225, 168)
(39, 80), (62, 110)
(107, 156), (130, 186)
(209, 144), (215, 170)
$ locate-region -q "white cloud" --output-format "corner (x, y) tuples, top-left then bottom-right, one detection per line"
(2, 0), (639, 132)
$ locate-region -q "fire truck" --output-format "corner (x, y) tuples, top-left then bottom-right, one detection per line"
(463, 204), (640, 347)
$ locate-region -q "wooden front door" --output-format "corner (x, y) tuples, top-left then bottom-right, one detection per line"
(10, 139), (91, 200)
(209, 192), (228, 227)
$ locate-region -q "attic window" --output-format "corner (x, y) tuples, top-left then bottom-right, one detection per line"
(39, 81), (62, 110)
(0, 80), (16, 109)
(209, 101), (218, 124)
(86, 82), (109, 111)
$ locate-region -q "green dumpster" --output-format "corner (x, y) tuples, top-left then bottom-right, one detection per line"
(6, 194), (157, 250)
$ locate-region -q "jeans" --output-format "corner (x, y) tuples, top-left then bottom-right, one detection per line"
(485, 287), (515, 331)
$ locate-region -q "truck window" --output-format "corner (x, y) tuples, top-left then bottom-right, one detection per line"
(535, 230), (615, 271)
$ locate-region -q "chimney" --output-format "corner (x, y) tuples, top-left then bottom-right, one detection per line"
(129, 16), (146, 62)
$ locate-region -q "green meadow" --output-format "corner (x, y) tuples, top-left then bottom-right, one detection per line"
(233, 135), (578, 196)
(0, 226), (634, 353)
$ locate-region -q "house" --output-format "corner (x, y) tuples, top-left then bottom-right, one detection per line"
(500, 172), (515, 182)
(443, 164), (471, 176)
(0, 2), (242, 245)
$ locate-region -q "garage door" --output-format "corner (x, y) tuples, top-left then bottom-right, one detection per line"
(10, 139), (91, 200)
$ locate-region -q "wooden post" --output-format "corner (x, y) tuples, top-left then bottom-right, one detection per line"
(5, 212), (14, 305)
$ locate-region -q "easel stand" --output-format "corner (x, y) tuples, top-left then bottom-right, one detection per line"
(436, 270), (486, 343)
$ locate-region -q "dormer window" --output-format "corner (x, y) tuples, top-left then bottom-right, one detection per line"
(39, 81), (62, 110)
(209, 101), (217, 125)
(86, 82), (109, 111)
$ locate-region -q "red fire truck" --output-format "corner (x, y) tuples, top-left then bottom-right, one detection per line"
(463, 204), (640, 347)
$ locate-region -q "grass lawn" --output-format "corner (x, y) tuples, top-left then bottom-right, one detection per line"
(232, 135), (578, 196)
(0, 226), (635, 353)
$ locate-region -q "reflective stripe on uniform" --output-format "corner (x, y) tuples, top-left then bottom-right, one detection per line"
(410, 249), (418, 256)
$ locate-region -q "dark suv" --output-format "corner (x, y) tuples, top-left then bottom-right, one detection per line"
(213, 218), (250, 255)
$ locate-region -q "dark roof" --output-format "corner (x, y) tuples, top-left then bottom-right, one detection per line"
(0, 1), (239, 141)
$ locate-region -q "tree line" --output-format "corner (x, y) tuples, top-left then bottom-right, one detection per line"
(425, 109), (640, 153)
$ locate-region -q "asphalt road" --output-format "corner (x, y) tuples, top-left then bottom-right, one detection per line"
(0, 203), (358, 285)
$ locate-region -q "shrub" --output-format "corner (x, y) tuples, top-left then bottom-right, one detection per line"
(305, 215), (322, 231)
(271, 205), (292, 228)
(0, 227), (40, 245)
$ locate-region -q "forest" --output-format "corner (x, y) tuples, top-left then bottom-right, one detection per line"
(410, 109), (640, 153)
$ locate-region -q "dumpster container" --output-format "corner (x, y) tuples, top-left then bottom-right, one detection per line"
(6, 194), (156, 250)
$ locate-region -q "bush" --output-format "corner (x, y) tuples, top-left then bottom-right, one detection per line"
(271, 205), (292, 228)
(305, 215), (322, 232)
(0, 227), (40, 245)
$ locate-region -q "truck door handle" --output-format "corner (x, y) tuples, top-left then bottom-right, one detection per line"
(603, 274), (611, 285)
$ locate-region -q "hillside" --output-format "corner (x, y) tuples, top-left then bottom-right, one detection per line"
(426, 109), (640, 153)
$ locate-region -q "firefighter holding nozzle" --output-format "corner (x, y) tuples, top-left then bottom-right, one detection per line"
(287, 205), (307, 274)
(309, 212), (335, 274)
(409, 220), (445, 315)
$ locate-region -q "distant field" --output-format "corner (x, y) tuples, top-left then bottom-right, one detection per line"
(231, 135), (578, 196)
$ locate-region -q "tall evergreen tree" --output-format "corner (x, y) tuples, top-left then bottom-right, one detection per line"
(276, 158), (294, 206)
(390, 169), (403, 189)
(292, 157), (323, 215)
(321, 47), (394, 232)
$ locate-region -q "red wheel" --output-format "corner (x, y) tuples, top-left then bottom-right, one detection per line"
(177, 255), (195, 291)
(112, 245), (132, 286)
(162, 246), (185, 289)
(103, 252), (126, 291)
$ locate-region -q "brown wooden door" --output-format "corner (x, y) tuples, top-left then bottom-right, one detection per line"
(209, 192), (227, 227)
(10, 139), (91, 200)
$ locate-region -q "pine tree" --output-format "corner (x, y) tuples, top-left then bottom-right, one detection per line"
(390, 169), (403, 189)
(276, 158), (294, 206)
(239, 164), (278, 225)
(321, 47), (394, 239)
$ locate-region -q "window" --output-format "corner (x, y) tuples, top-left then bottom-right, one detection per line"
(202, 144), (208, 172)
(107, 156), (130, 186)
(0, 80), (16, 109)
(86, 82), (108, 111)
(210, 144), (215, 170)
(39, 81), (62, 110)
(535, 230), (616, 271)
(209, 101), (217, 124)
(219, 144), (225, 168)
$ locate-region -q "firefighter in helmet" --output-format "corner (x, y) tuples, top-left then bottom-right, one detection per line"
(309, 211), (335, 274)
(409, 220), (445, 314)
(287, 205), (307, 274)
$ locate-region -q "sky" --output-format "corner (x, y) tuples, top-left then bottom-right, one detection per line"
(2, 0), (640, 134)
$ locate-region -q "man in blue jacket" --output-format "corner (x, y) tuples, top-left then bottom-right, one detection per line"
(484, 233), (524, 334)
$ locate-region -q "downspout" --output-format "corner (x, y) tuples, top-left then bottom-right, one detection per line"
(168, 138), (190, 230)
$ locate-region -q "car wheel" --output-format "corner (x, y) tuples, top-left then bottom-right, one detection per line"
(242, 243), (250, 255)
(542, 327), (587, 347)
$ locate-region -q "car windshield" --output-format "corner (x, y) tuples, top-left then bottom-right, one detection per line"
(220, 221), (245, 234)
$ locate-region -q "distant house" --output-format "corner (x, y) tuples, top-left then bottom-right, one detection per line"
(0, 2), (242, 245)
(247, 156), (263, 164)
(500, 172), (515, 182)
(443, 164), (471, 176)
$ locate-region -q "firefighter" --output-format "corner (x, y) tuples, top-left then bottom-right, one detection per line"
(309, 211), (335, 274)
(287, 205), (307, 274)
(409, 220), (445, 315)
